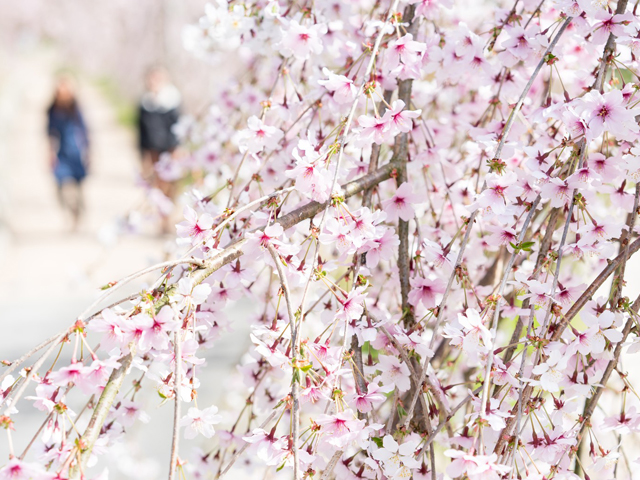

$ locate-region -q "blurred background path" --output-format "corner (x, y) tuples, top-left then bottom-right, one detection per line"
(0, 48), (166, 361)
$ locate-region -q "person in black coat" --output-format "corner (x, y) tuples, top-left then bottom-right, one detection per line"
(138, 66), (181, 233)
(138, 66), (181, 186)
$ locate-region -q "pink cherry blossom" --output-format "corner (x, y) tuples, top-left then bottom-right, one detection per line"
(278, 20), (327, 60)
(377, 355), (411, 392)
(237, 116), (284, 154)
(318, 68), (357, 105)
(385, 100), (422, 135)
(408, 277), (445, 309)
(353, 382), (392, 413)
(176, 206), (213, 244)
(356, 114), (392, 145)
(382, 182), (419, 223)
(180, 405), (222, 439)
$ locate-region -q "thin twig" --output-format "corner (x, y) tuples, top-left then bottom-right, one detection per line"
(267, 244), (300, 480)
(168, 330), (182, 480)
(69, 348), (135, 479)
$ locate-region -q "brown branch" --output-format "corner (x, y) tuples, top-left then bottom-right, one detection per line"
(362, 90), (394, 207)
(610, 183), (640, 307)
(396, 4), (418, 329)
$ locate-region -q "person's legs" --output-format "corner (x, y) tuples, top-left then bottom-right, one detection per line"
(73, 179), (85, 230)
(58, 178), (82, 232)
(147, 150), (175, 234)
(141, 150), (155, 184)
(149, 150), (161, 188)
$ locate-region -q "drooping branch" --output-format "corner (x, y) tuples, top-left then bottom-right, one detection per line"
(69, 348), (136, 479)
(494, 234), (640, 455)
(402, 16), (574, 434)
(267, 244), (300, 480)
(572, 296), (639, 471)
(168, 330), (182, 480)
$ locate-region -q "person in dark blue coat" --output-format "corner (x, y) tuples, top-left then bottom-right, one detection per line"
(47, 76), (89, 231)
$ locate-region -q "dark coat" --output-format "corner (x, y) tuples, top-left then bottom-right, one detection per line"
(48, 105), (88, 183)
(138, 87), (181, 153)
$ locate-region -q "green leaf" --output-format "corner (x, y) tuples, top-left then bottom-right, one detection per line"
(520, 241), (535, 252)
(371, 436), (384, 448)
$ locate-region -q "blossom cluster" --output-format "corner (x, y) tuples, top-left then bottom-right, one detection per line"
(4, 0), (640, 479)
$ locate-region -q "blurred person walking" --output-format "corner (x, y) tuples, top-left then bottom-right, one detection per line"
(47, 75), (90, 232)
(137, 65), (181, 233)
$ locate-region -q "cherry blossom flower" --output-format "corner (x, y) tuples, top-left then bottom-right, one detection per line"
(458, 308), (492, 359)
(286, 151), (332, 202)
(118, 400), (151, 427)
(362, 229), (399, 268)
(237, 116), (284, 154)
(382, 182), (419, 223)
(49, 363), (91, 388)
(180, 406), (222, 439)
(356, 114), (392, 145)
(602, 406), (640, 434)
(353, 382), (392, 413)
(500, 25), (536, 64)
(371, 434), (421, 479)
(591, 10), (635, 44)
(387, 34), (425, 71)
(377, 355), (411, 392)
(243, 428), (288, 466)
(540, 177), (572, 208)
(467, 396), (511, 431)
(581, 310), (623, 354)
(244, 223), (289, 258)
(0, 460), (54, 480)
(176, 206), (213, 244)
(89, 308), (128, 350)
(520, 279), (553, 307)
(319, 216), (357, 255)
(173, 277), (212, 311)
(577, 90), (640, 141)
(473, 172), (523, 215)
(318, 68), (357, 104)
(278, 20), (327, 60)
(334, 287), (366, 322)
(315, 410), (365, 448)
(385, 100), (422, 135)
(408, 277), (445, 309)
(138, 306), (179, 352)
(532, 350), (569, 392)
(445, 451), (510, 480)
(577, 218), (623, 243)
